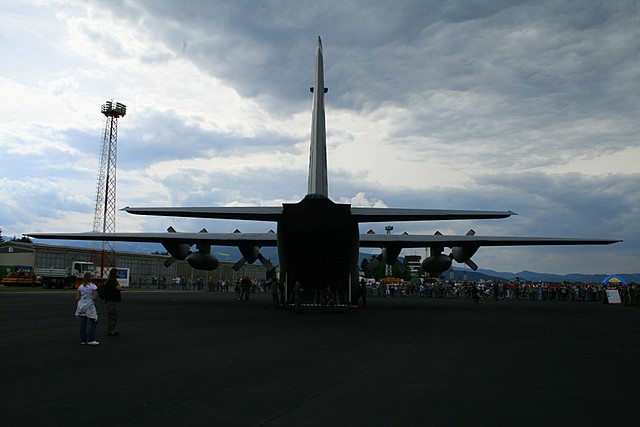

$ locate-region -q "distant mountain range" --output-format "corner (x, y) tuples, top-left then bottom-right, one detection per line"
(36, 240), (637, 284)
(441, 268), (639, 284)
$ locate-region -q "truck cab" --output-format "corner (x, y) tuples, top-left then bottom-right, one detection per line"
(70, 262), (97, 277)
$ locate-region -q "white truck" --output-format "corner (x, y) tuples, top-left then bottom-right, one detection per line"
(35, 261), (98, 289)
(3, 261), (130, 289)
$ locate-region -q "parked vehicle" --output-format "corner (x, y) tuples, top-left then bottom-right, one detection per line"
(35, 261), (99, 289)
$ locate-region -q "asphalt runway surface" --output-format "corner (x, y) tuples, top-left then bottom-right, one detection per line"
(1, 290), (638, 427)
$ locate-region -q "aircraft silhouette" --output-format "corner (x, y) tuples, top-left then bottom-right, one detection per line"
(28, 37), (620, 301)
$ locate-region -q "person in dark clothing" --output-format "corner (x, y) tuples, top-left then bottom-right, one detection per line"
(359, 279), (367, 307)
(472, 283), (480, 305)
(104, 268), (123, 336)
(278, 279), (286, 306)
(293, 281), (303, 313)
(240, 277), (251, 301)
(270, 278), (279, 308)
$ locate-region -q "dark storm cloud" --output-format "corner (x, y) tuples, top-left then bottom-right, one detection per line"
(92, 1), (640, 162)
(89, 1), (450, 108)
(87, 0), (640, 103)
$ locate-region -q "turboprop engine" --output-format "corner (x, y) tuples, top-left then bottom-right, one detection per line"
(364, 230), (407, 274)
(162, 226), (192, 267)
(232, 229), (275, 272)
(450, 229), (479, 271)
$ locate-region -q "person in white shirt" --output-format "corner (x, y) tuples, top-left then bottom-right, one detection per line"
(75, 272), (99, 345)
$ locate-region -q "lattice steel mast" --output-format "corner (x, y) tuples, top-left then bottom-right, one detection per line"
(93, 100), (126, 276)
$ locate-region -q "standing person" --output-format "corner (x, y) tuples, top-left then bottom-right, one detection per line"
(359, 279), (367, 308)
(278, 279), (286, 306)
(75, 272), (99, 345)
(241, 277), (251, 301)
(472, 283), (480, 305)
(293, 281), (303, 313)
(234, 279), (241, 300)
(104, 268), (123, 336)
(270, 277), (279, 308)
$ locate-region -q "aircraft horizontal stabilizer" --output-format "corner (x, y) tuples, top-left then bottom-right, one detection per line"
(122, 206), (283, 221)
(350, 207), (516, 223)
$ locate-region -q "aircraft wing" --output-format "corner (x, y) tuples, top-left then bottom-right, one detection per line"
(122, 206), (283, 221)
(350, 207), (516, 222)
(358, 233), (622, 248)
(123, 206), (516, 223)
(26, 231), (279, 247)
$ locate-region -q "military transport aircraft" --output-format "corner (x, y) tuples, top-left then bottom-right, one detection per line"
(28, 37), (620, 301)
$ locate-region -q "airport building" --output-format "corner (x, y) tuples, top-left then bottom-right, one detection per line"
(404, 254), (422, 277)
(0, 241), (267, 287)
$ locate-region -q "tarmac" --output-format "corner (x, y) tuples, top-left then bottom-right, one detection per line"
(1, 290), (638, 427)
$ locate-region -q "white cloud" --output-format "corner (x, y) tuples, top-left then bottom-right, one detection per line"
(339, 192), (388, 208)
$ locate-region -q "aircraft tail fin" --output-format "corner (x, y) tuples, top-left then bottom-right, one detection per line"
(307, 36), (328, 198)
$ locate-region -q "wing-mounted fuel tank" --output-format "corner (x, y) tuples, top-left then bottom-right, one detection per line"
(422, 231), (451, 274)
(187, 247), (219, 270)
(421, 253), (453, 274)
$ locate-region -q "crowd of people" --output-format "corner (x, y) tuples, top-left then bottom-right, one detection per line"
(361, 280), (635, 304)
(127, 274), (637, 306)
(137, 276), (265, 292)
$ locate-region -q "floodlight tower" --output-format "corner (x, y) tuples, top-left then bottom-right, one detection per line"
(93, 100), (126, 277)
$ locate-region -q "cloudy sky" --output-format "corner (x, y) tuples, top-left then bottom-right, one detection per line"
(1, 0), (638, 274)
